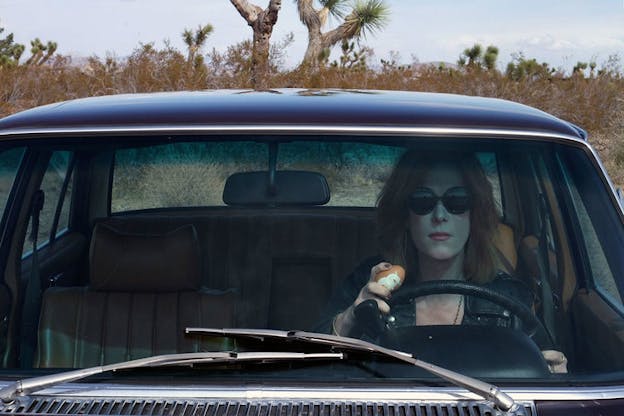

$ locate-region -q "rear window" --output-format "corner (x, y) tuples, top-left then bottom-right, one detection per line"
(111, 142), (266, 212)
(111, 141), (501, 211)
(111, 141), (406, 211)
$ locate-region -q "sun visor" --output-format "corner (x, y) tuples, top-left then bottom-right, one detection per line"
(223, 171), (330, 206)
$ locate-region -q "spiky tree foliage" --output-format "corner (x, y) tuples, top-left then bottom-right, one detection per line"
(0, 26), (25, 68)
(461, 44), (482, 67)
(482, 46), (499, 71)
(182, 24), (213, 67)
(24, 38), (57, 66)
(230, 0), (282, 89)
(458, 43), (498, 71)
(296, 0), (389, 70)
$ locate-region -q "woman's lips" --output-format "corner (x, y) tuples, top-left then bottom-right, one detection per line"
(429, 232), (451, 241)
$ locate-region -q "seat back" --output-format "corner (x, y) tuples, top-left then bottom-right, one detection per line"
(34, 224), (236, 368)
(493, 222), (518, 275)
(98, 213), (379, 330)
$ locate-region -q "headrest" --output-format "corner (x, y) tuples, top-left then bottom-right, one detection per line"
(89, 223), (201, 292)
(493, 222), (517, 275)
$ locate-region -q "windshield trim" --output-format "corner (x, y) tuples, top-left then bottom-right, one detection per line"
(0, 125), (584, 142)
(3, 130), (623, 390)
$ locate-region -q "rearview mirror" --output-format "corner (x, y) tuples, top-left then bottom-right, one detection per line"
(223, 171), (330, 206)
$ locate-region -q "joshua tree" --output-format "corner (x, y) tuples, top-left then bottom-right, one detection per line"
(296, 0), (389, 70)
(458, 44), (482, 67)
(458, 43), (498, 71)
(230, 0), (282, 89)
(0, 26), (25, 68)
(24, 38), (57, 66)
(1, 23), (58, 68)
(482, 45), (499, 71)
(182, 24), (214, 67)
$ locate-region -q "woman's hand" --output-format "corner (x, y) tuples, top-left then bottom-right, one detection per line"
(333, 262), (394, 336)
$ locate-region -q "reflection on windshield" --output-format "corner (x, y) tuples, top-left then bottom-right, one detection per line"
(1, 138), (623, 384)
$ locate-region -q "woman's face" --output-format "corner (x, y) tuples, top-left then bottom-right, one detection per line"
(408, 163), (471, 261)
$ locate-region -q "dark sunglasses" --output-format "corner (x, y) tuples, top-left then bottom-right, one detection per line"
(407, 186), (472, 215)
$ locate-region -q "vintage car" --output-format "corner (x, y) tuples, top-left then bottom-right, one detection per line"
(0, 89), (623, 415)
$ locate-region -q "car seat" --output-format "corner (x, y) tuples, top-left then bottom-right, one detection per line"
(34, 223), (236, 368)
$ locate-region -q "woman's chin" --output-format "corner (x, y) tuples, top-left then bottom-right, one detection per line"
(427, 250), (461, 261)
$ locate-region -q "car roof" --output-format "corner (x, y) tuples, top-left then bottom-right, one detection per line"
(0, 89), (586, 140)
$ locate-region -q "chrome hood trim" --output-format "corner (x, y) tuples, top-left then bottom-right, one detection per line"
(0, 382), (622, 401)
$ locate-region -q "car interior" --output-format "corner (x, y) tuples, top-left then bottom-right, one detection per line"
(1, 136), (624, 381)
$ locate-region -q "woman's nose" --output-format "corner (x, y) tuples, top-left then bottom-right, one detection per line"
(431, 200), (448, 222)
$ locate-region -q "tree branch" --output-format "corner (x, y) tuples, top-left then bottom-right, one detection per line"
(266, 0), (282, 26)
(268, 0), (281, 12)
(297, 0), (321, 29)
(230, 0), (262, 25)
(321, 15), (358, 49)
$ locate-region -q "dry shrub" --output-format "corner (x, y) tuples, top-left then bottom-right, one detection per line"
(112, 162), (228, 211)
(0, 56), (93, 114)
(595, 109), (624, 188)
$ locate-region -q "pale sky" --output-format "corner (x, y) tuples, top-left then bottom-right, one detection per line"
(1, 0), (623, 71)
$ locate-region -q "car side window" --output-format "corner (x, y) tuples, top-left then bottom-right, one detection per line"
(573, 188), (622, 305)
(0, 147), (26, 217)
(567, 183), (623, 306)
(558, 150), (624, 308)
(22, 151), (74, 256)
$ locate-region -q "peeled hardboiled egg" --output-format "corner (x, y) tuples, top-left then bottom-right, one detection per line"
(374, 265), (405, 291)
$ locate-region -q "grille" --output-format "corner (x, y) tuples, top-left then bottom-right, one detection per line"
(0, 399), (535, 416)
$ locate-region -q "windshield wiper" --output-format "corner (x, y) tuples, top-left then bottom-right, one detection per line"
(0, 350), (342, 403)
(186, 327), (517, 413)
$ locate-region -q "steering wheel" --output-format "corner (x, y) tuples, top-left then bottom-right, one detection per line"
(387, 280), (549, 343)
(349, 280), (552, 378)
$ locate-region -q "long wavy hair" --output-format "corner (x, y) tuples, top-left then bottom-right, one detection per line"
(376, 150), (499, 284)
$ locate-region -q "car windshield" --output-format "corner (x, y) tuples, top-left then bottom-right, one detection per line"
(1, 133), (623, 386)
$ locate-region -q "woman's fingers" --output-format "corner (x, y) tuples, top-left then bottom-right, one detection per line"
(340, 263), (395, 335)
(355, 282), (391, 314)
(372, 298), (391, 314)
(366, 281), (391, 299)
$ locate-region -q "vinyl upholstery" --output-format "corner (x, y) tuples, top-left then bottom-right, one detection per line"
(34, 224), (236, 368)
(99, 213), (379, 331)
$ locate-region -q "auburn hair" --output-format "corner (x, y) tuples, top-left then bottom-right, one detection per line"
(376, 150), (499, 284)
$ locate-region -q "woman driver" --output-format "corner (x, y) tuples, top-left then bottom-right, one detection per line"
(322, 150), (567, 373)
